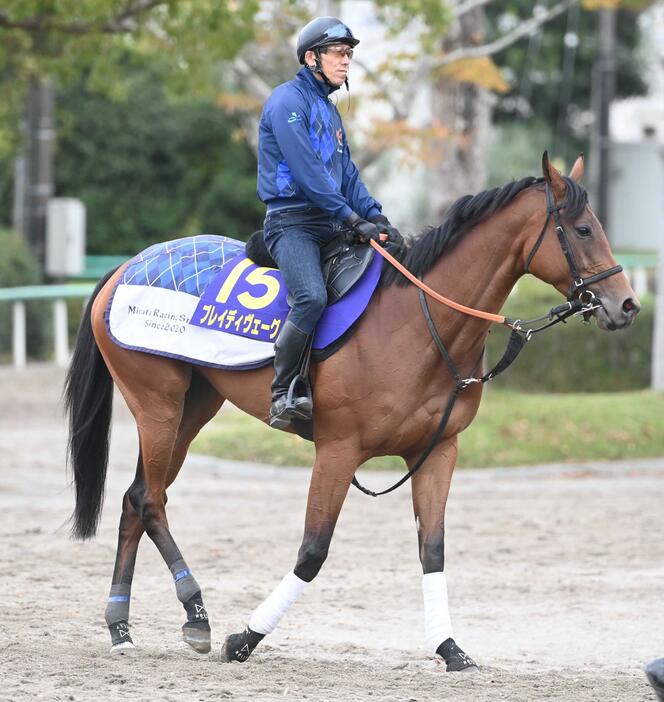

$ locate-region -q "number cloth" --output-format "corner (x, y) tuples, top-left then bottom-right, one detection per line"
(106, 234), (382, 369)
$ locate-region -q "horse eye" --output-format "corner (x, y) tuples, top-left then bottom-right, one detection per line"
(575, 225), (592, 238)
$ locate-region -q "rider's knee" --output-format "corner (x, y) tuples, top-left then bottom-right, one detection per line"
(297, 287), (327, 319)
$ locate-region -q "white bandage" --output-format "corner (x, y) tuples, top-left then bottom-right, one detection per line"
(248, 571), (308, 635)
(422, 571), (454, 653)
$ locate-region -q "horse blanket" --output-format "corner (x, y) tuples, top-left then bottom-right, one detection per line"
(106, 235), (382, 370)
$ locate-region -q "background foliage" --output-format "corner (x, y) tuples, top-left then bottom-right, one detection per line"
(55, 69), (264, 255)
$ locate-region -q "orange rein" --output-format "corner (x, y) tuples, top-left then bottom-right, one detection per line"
(369, 238), (507, 325)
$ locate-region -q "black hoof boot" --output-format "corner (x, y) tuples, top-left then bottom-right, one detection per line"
(108, 620), (136, 655)
(436, 638), (479, 672)
(221, 627), (265, 663)
(645, 658), (664, 701)
(182, 592), (211, 654)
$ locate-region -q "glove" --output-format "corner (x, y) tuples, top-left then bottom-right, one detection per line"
(369, 214), (405, 248)
(344, 212), (381, 244)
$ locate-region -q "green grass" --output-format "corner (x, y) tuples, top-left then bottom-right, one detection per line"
(193, 390), (664, 469)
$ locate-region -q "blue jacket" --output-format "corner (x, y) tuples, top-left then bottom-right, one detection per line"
(257, 68), (382, 222)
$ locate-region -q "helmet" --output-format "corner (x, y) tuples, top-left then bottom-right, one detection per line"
(296, 17), (359, 65)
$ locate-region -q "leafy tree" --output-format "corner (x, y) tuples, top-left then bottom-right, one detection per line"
(53, 70), (264, 254)
(0, 1), (262, 252)
(0, 1), (259, 166)
(486, 0), (651, 164)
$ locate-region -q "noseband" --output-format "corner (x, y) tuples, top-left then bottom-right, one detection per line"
(524, 183), (623, 305)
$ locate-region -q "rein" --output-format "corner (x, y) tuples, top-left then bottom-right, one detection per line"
(352, 183), (624, 497)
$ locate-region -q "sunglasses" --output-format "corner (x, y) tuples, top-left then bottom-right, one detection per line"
(321, 45), (354, 59)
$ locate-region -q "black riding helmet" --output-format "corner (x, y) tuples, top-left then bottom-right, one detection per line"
(296, 17), (359, 65)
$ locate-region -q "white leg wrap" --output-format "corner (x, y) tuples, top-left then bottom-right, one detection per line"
(422, 571), (454, 653)
(248, 571), (308, 635)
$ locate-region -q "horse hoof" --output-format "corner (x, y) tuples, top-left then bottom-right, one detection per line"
(110, 641), (137, 656)
(436, 638), (479, 672)
(645, 658), (664, 701)
(220, 628), (264, 663)
(183, 624), (212, 654)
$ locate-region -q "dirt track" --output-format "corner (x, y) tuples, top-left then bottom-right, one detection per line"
(1, 364), (663, 701)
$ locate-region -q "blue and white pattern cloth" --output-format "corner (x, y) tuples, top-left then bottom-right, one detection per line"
(119, 235), (242, 296)
(106, 234), (382, 370)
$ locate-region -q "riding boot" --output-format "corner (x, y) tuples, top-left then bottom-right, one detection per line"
(269, 320), (313, 429)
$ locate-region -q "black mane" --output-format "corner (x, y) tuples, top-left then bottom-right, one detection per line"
(381, 175), (588, 287)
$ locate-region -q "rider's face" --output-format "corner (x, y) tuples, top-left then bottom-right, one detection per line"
(306, 44), (352, 87)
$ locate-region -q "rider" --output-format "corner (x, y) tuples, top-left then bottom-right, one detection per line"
(257, 15), (403, 429)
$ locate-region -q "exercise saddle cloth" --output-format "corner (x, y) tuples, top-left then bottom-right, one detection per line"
(106, 234), (382, 370)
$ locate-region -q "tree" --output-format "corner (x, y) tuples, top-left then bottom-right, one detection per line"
(0, 1), (260, 262)
(486, 0), (651, 164)
(53, 70), (264, 254)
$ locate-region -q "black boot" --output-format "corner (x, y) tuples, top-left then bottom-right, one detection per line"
(269, 321), (313, 429)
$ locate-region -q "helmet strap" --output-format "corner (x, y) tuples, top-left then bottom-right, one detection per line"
(311, 47), (338, 90)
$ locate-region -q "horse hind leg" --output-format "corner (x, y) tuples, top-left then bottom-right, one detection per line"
(104, 368), (223, 655)
(105, 451), (145, 655)
(167, 373), (225, 653)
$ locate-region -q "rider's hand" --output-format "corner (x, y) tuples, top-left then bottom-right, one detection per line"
(369, 214), (404, 248)
(345, 212), (381, 244)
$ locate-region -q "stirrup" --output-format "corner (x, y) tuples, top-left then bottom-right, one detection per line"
(269, 375), (312, 429)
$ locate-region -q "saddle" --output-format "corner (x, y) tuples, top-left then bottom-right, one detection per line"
(245, 229), (374, 305)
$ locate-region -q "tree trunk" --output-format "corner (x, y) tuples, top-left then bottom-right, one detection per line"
(428, 7), (492, 221)
(18, 76), (55, 270)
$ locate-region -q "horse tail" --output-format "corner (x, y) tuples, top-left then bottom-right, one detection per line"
(64, 268), (118, 540)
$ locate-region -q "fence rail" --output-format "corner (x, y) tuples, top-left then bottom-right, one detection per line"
(0, 284), (95, 368)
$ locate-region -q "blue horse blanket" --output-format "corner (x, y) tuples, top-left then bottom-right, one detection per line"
(106, 235), (382, 370)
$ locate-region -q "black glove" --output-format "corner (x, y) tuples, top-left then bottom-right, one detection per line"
(369, 214), (405, 248)
(344, 212), (381, 244)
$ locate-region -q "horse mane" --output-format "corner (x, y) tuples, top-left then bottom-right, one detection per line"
(381, 174), (588, 287)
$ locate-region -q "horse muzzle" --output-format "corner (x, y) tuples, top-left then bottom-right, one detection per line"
(593, 294), (640, 331)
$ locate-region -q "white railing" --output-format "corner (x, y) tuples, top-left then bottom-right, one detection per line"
(0, 284), (94, 368)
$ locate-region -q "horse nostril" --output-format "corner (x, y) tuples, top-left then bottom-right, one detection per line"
(623, 298), (640, 315)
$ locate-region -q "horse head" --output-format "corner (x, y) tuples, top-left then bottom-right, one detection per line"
(522, 151), (639, 331)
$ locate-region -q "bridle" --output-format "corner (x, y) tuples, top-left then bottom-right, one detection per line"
(351, 180), (625, 498)
(523, 182), (623, 309)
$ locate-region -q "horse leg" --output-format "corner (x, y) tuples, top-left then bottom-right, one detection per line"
(105, 452), (145, 655)
(222, 442), (359, 662)
(410, 437), (478, 672)
(104, 370), (223, 654)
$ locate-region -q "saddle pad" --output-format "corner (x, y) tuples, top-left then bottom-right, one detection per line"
(106, 235), (382, 370)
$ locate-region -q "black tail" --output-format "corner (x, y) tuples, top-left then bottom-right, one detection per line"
(64, 268), (118, 540)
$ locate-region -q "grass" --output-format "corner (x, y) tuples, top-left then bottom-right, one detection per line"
(192, 389), (664, 470)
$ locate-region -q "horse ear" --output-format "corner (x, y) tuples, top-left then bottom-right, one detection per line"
(569, 153), (584, 182)
(541, 150), (566, 202)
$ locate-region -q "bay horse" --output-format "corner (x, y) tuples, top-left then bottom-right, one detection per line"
(65, 153), (639, 669)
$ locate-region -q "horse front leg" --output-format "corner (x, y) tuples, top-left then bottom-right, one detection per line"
(410, 436), (478, 672)
(222, 442), (358, 662)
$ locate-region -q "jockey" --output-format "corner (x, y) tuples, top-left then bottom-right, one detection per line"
(257, 15), (403, 429)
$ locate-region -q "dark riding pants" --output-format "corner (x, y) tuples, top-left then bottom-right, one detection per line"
(263, 207), (337, 334)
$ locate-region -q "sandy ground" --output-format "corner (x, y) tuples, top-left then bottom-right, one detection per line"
(0, 364), (663, 702)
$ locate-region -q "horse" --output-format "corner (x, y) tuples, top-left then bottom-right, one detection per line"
(65, 152), (639, 669)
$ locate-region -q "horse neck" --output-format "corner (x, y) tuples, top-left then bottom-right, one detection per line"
(418, 202), (530, 366)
